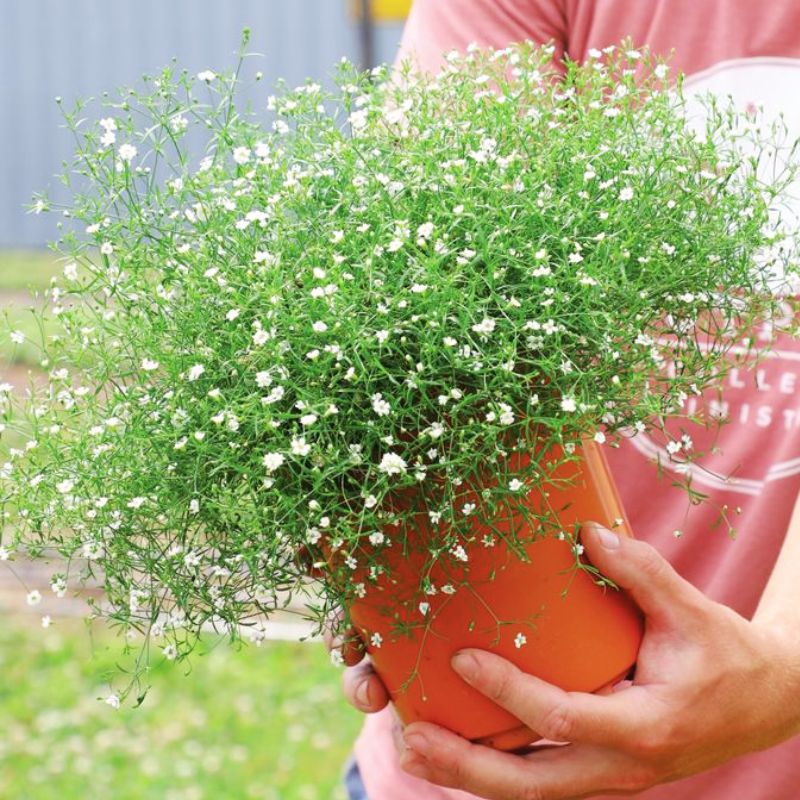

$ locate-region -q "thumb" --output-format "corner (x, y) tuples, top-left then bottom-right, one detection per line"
(581, 522), (703, 622)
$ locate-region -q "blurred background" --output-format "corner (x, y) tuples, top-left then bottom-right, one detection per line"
(0, 2), (408, 798)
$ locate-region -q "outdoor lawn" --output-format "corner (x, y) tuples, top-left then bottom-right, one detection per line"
(0, 616), (362, 800)
(0, 250), (363, 800)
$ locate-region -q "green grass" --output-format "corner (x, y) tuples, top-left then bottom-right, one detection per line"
(0, 615), (362, 799)
(0, 250), (61, 292)
(0, 249), (61, 369)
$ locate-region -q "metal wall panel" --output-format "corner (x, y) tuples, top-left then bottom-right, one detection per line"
(0, 1), (404, 246)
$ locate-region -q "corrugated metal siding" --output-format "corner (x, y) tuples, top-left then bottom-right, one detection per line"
(0, 1), (404, 246)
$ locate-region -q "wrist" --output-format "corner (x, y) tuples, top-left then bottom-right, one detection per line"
(750, 617), (800, 739)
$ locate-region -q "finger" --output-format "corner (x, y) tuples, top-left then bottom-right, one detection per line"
(400, 723), (642, 800)
(326, 628), (365, 667)
(581, 522), (705, 623)
(322, 609), (365, 667)
(342, 660), (391, 713)
(400, 723), (540, 799)
(451, 649), (651, 747)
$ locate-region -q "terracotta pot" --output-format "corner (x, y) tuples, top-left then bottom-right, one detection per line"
(347, 440), (644, 750)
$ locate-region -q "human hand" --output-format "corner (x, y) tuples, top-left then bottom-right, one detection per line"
(396, 523), (800, 798)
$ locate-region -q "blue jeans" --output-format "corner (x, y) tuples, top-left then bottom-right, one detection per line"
(344, 758), (369, 800)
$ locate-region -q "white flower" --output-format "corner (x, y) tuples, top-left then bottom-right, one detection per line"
(56, 479), (75, 494)
(312, 321), (328, 333)
(594, 431), (606, 444)
(189, 499), (200, 514)
(233, 146), (250, 164)
(419, 602), (430, 616)
(619, 186), (634, 201)
(255, 371), (272, 388)
(561, 396), (577, 413)
(451, 545), (468, 562)
(26, 590), (42, 606)
(498, 404), (514, 425)
(666, 440), (682, 455)
(368, 531), (386, 546)
(375, 330), (389, 344)
(127, 497), (146, 509)
(10, 330), (24, 345)
(170, 114), (188, 133)
(226, 309), (240, 321)
(291, 437), (311, 456)
(252, 329), (270, 346)
(426, 422), (444, 439)
(378, 452), (407, 475)
(63, 262), (78, 280)
(263, 452), (285, 473)
(0, 546), (11, 561)
(162, 644), (178, 661)
(263, 386), (285, 405)
(371, 393), (391, 417)
(118, 144), (137, 162)
(197, 70), (216, 82)
(471, 318), (496, 336)
(100, 242), (114, 256)
(141, 358), (159, 371)
(41, 615), (52, 629)
(105, 693), (121, 710)
(187, 364), (205, 382)
(509, 478), (524, 492)
(654, 63), (669, 80)
(300, 413), (318, 427)
(370, 632), (383, 649)
(349, 110), (369, 130)
(514, 632), (527, 649)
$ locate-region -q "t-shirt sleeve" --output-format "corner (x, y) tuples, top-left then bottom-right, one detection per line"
(397, 0), (567, 73)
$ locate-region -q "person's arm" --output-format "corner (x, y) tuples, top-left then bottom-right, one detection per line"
(754, 491), (800, 633)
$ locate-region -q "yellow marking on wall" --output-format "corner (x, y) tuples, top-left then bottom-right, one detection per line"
(350, 0), (412, 22)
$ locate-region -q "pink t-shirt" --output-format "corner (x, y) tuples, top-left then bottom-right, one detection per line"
(355, 2), (800, 798)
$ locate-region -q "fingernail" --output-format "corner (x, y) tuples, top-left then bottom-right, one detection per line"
(355, 680), (371, 708)
(404, 731), (431, 756)
(451, 651), (480, 683)
(593, 526), (620, 549)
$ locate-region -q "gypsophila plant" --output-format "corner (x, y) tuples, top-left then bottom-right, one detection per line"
(3, 36), (799, 700)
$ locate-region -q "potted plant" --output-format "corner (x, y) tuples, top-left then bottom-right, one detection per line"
(3, 36), (797, 748)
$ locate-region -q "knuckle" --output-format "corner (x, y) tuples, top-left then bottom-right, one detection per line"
(538, 702), (576, 742)
(439, 746), (470, 790)
(486, 665), (518, 706)
(628, 722), (675, 764)
(635, 542), (671, 582)
(519, 782), (547, 800)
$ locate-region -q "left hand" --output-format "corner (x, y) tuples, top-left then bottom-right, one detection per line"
(398, 523), (800, 798)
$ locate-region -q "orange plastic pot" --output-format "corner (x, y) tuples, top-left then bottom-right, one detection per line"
(347, 441), (644, 750)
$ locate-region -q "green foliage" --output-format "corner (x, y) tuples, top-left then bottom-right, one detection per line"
(2, 41), (798, 699)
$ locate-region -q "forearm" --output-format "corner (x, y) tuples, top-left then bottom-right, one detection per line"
(753, 490), (800, 633)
